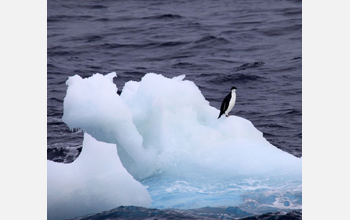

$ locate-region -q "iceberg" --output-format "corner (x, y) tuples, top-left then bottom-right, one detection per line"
(48, 72), (302, 219)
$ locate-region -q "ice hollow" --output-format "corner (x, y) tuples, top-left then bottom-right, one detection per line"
(62, 72), (301, 181)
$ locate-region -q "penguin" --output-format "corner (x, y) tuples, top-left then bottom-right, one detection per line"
(218, 86), (237, 119)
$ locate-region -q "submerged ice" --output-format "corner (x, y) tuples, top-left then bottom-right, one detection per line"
(48, 72), (302, 219)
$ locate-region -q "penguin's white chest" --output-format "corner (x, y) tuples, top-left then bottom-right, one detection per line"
(225, 91), (236, 115)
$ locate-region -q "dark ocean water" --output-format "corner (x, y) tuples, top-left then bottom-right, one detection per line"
(47, 0), (301, 219)
(68, 206), (301, 220)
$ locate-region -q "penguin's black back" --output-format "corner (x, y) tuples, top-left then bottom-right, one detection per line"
(218, 93), (231, 118)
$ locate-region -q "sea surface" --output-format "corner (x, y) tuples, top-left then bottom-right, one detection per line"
(47, 0), (302, 219)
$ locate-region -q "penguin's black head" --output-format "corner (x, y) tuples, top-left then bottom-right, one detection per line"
(231, 86), (237, 91)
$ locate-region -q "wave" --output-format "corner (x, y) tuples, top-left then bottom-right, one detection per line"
(142, 14), (183, 20)
(194, 35), (230, 45)
(258, 24), (301, 37)
(209, 73), (264, 84)
(47, 15), (93, 22)
(159, 41), (189, 47)
(234, 61), (265, 71)
(84, 4), (108, 9)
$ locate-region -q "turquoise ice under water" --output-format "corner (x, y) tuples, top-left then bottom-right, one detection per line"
(143, 174), (301, 213)
(48, 72), (301, 219)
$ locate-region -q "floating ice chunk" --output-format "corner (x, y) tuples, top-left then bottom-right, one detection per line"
(53, 72), (301, 217)
(62, 72), (301, 180)
(47, 133), (151, 220)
